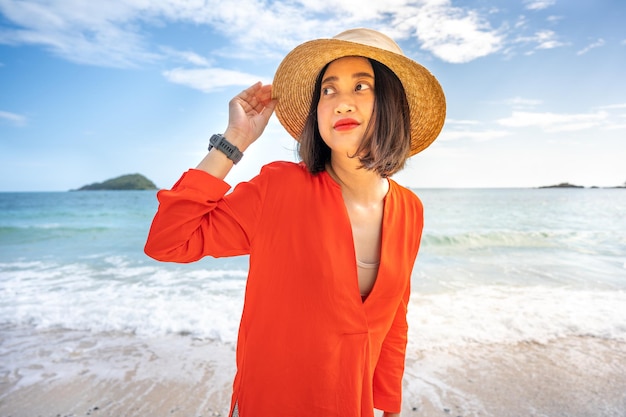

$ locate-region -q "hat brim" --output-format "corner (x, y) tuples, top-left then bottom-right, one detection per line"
(272, 38), (446, 156)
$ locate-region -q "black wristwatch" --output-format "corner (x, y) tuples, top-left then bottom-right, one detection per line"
(208, 134), (243, 164)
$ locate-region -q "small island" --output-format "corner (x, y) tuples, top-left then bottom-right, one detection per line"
(538, 181), (626, 189)
(538, 182), (584, 189)
(74, 174), (157, 191)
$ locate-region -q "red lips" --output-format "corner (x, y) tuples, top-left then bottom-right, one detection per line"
(333, 118), (360, 131)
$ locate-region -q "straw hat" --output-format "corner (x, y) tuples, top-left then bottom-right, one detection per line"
(272, 28), (446, 156)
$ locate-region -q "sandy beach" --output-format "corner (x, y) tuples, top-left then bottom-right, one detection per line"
(1, 324), (625, 417)
(0, 325), (236, 417)
(403, 337), (626, 417)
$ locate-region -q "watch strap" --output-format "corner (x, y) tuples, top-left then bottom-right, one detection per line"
(208, 134), (243, 164)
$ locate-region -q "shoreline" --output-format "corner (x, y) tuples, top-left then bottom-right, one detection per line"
(0, 326), (236, 417)
(1, 325), (625, 417)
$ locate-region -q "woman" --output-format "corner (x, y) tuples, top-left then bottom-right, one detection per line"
(145, 28), (445, 417)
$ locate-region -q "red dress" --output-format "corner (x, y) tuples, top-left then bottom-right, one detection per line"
(145, 161), (424, 417)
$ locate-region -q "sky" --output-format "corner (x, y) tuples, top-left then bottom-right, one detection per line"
(0, 0), (625, 191)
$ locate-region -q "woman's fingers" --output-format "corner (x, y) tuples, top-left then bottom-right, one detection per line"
(237, 82), (274, 115)
(225, 83), (276, 147)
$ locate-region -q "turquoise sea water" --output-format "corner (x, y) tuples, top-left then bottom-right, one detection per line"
(1, 188), (625, 348)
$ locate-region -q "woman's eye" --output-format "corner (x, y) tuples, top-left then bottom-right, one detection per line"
(322, 87), (335, 95)
(355, 83), (371, 91)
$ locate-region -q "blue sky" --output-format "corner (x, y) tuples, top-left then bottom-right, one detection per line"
(1, 0), (624, 191)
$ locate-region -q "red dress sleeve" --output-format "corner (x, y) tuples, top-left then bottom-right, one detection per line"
(372, 184), (423, 413)
(144, 168), (266, 263)
(371, 281), (410, 413)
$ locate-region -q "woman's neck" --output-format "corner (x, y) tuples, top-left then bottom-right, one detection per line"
(326, 156), (389, 204)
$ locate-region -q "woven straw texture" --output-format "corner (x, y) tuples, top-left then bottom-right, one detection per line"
(272, 32), (446, 156)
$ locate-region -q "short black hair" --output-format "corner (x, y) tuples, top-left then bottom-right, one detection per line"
(297, 58), (411, 177)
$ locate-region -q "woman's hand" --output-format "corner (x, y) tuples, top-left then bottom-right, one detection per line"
(224, 82), (276, 152)
(196, 82), (276, 178)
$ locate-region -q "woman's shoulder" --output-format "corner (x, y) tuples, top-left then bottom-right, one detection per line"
(260, 160), (308, 175)
(243, 161), (311, 196)
(388, 179), (423, 211)
(257, 161), (316, 185)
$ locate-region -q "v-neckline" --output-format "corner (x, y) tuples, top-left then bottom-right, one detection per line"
(322, 170), (392, 305)
(360, 192), (390, 305)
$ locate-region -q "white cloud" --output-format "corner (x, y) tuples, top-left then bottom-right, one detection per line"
(497, 110), (609, 132)
(597, 103), (626, 110)
(160, 47), (212, 67)
(439, 129), (511, 142)
(576, 38), (605, 56)
(0, 0), (510, 69)
(0, 110), (27, 126)
(505, 97), (543, 109)
(594, 104), (626, 130)
(513, 27), (568, 54)
(534, 30), (566, 49)
(399, 1), (504, 63)
(524, 0), (556, 11)
(162, 67), (271, 93)
(446, 119), (480, 126)
(439, 119), (512, 142)
(603, 123), (626, 131)
(514, 29), (568, 52)
(0, 0), (161, 67)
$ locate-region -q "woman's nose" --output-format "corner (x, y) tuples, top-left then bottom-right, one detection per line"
(334, 101), (355, 114)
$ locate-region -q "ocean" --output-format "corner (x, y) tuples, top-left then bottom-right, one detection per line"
(1, 187), (625, 415)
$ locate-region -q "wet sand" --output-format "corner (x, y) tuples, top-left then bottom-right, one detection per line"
(401, 337), (626, 417)
(0, 326), (236, 417)
(1, 325), (625, 417)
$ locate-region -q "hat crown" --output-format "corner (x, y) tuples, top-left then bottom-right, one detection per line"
(332, 28), (404, 56)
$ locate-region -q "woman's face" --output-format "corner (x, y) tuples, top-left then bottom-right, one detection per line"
(316, 56), (375, 158)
